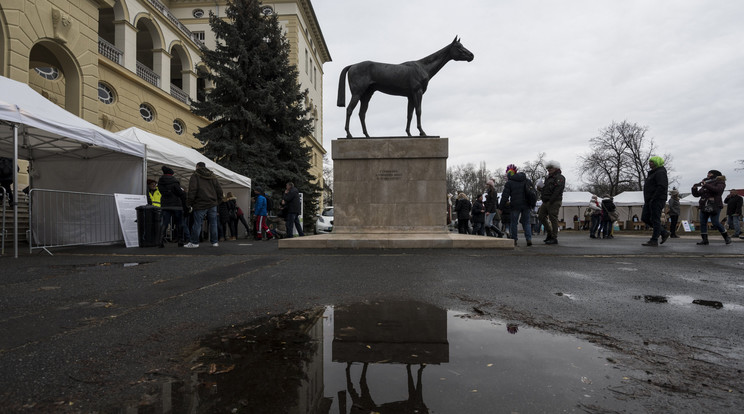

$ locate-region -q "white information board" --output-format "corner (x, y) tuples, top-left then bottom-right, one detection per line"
(115, 193), (148, 247)
(681, 220), (692, 232)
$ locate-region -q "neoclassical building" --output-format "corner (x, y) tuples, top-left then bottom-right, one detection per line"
(0, 0), (330, 199)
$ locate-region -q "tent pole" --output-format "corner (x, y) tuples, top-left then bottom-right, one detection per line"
(143, 145), (148, 194)
(13, 124), (18, 258)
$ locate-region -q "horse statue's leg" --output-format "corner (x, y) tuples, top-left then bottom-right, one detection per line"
(413, 92), (426, 136)
(359, 90), (374, 138)
(405, 99), (414, 137)
(345, 94), (360, 138)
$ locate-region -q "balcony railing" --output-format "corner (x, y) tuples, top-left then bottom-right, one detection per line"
(146, 0), (205, 46)
(98, 37), (123, 65)
(136, 61), (160, 88)
(170, 84), (189, 104)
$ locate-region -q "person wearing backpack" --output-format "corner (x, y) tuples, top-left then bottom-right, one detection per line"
(499, 164), (533, 246)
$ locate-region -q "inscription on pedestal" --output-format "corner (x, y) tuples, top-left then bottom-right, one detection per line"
(376, 170), (402, 181)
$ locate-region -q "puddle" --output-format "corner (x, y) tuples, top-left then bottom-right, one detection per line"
(555, 292), (577, 300)
(635, 295), (742, 310)
(123, 301), (641, 413)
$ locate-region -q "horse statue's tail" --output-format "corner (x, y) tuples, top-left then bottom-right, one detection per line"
(337, 65), (351, 107)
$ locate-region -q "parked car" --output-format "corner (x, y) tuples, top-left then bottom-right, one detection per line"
(314, 207), (334, 234)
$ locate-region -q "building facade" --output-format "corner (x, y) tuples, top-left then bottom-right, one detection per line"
(0, 0), (330, 203)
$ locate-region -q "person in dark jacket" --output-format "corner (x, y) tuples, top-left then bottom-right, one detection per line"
(724, 188), (743, 238)
(600, 195), (616, 239)
(471, 193), (486, 236)
(499, 164), (533, 246)
(667, 188), (681, 238)
(157, 165), (188, 247)
(282, 182), (305, 238)
(217, 194), (230, 242)
(454, 192), (472, 234)
(185, 162), (223, 248)
(537, 160), (565, 245)
(692, 169), (730, 245)
(484, 179), (504, 237)
(1, 156), (16, 206)
(641, 156), (670, 246)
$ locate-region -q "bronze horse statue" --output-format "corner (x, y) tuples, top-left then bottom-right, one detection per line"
(337, 36), (474, 138)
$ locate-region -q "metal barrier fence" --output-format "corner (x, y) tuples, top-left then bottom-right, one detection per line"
(29, 189), (123, 254)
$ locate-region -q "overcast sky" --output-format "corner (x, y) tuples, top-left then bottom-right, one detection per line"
(312, 0), (744, 192)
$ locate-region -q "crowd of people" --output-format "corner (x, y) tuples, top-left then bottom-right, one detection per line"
(450, 160), (566, 246)
(448, 157), (743, 247)
(146, 162), (306, 249)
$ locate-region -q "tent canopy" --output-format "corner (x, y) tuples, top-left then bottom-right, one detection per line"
(116, 127), (252, 209)
(0, 76), (146, 194)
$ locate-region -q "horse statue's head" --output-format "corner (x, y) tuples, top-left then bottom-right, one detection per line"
(450, 36), (474, 62)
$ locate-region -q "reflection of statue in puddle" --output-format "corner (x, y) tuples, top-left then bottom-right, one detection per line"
(333, 301), (448, 413)
(344, 362), (428, 413)
(507, 323), (519, 334)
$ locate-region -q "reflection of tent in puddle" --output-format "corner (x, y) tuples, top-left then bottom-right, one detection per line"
(333, 301), (448, 413)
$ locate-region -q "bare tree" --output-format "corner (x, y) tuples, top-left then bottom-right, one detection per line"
(447, 162), (500, 199)
(521, 152), (548, 185)
(322, 154), (333, 206)
(578, 120), (672, 195)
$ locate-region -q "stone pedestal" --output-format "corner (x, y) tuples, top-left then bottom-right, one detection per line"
(279, 137), (514, 249)
(332, 137), (448, 234)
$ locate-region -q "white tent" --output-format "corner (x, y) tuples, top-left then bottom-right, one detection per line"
(0, 76), (145, 193)
(557, 191), (599, 229)
(612, 191), (645, 225)
(116, 127), (252, 211)
(0, 76), (146, 256)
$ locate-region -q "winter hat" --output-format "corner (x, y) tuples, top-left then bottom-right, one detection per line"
(545, 160), (561, 169)
(506, 164), (518, 176)
(487, 179), (494, 186)
(196, 161), (206, 168)
(648, 156), (664, 167)
(162, 165), (174, 175)
(591, 195), (598, 200)
(669, 188), (679, 195)
(708, 169), (722, 177)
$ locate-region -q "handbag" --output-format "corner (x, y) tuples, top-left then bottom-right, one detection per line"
(702, 198), (716, 214)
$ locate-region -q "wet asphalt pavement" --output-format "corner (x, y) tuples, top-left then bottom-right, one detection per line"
(0, 231), (743, 412)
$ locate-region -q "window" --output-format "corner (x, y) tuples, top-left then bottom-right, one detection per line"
(173, 119), (185, 135)
(98, 82), (115, 104)
(139, 103), (155, 122)
(192, 9), (205, 18)
(305, 49), (308, 74)
(193, 31), (205, 42)
(34, 67), (60, 80)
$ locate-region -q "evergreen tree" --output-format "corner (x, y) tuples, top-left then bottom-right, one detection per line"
(192, 0), (320, 221)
